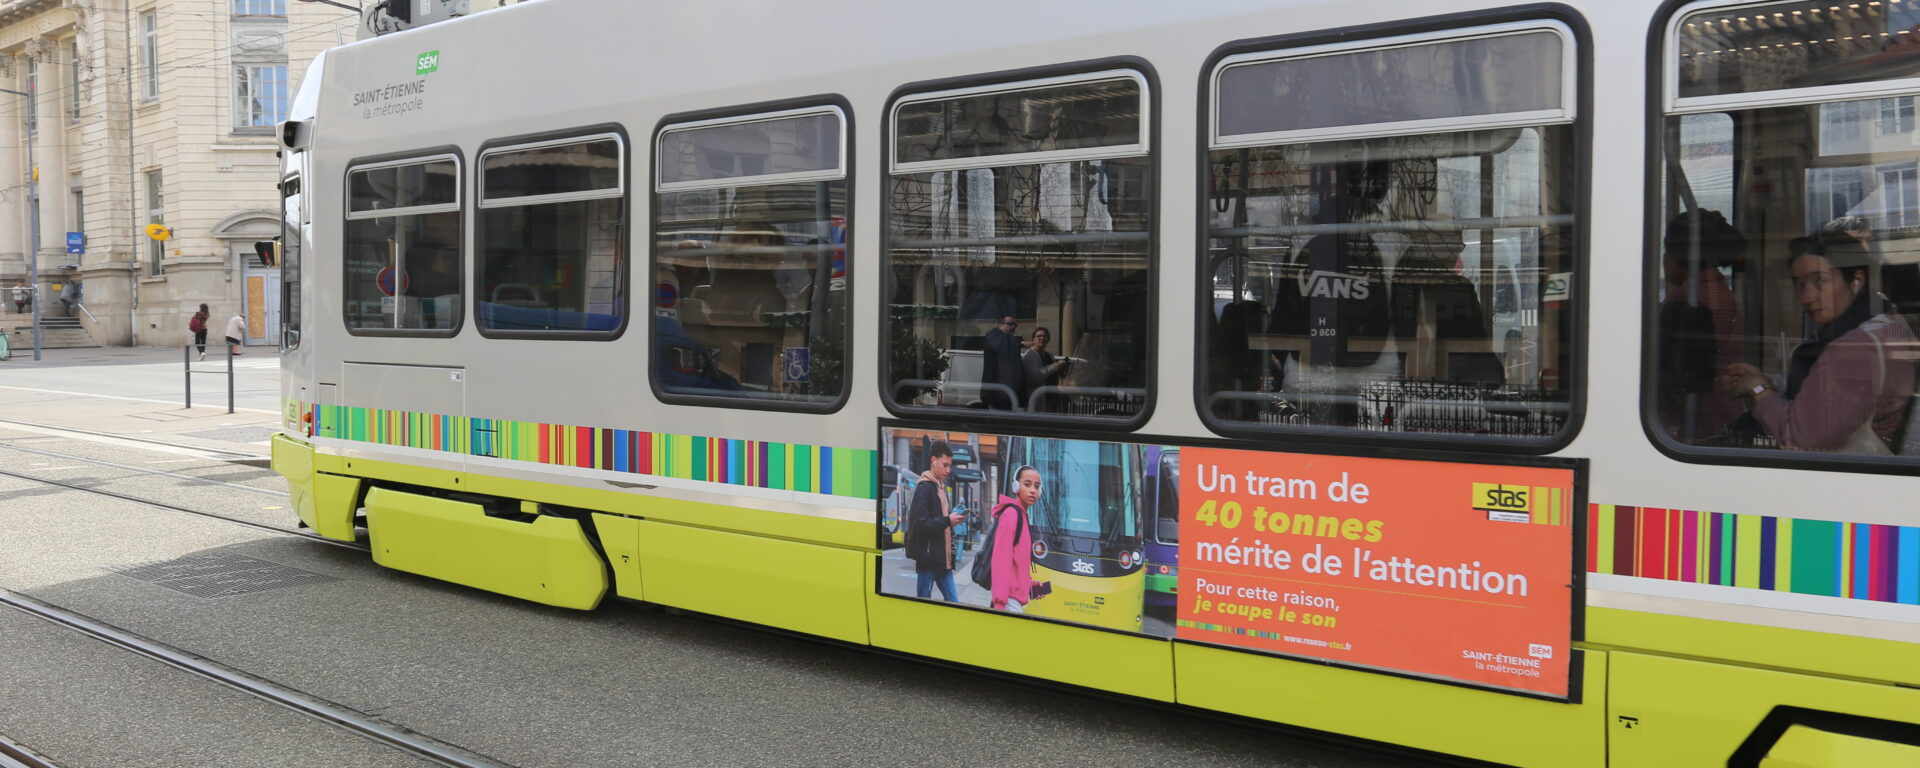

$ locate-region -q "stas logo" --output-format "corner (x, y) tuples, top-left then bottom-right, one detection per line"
(416, 50), (440, 75)
(1071, 558), (1096, 575)
(1296, 270), (1372, 300)
(1471, 482), (1532, 523)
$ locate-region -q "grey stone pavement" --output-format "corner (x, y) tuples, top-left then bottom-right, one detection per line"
(0, 348), (1443, 768)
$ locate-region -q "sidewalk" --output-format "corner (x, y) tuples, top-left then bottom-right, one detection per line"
(0, 346), (284, 457)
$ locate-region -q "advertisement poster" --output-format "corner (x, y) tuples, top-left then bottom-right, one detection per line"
(1175, 447), (1577, 698)
(876, 425), (1580, 699)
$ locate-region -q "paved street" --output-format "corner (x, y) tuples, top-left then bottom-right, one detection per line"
(0, 346), (284, 419)
(0, 351), (1444, 768)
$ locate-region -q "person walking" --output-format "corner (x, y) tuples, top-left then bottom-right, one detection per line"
(189, 304), (210, 360)
(9, 282), (28, 314)
(224, 313), (247, 356)
(905, 440), (964, 602)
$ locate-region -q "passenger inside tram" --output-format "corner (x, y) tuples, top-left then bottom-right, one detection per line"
(1716, 234), (1917, 454)
(1662, 97), (1920, 455)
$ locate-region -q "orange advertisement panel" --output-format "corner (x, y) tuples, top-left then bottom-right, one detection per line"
(1175, 447), (1579, 698)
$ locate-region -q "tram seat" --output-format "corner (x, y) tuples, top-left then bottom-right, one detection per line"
(476, 300), (621, 332)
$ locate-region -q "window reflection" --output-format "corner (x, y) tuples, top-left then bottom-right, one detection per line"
(887, 158), (1151, 416)
(1203, 127), (1575, 437)
(654, 183), (847, 402)
(1676, 0), (1920, 100)
(887, 76), (1152, 419)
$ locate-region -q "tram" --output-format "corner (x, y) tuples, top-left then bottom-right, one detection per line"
(271, 1), (1920, 765)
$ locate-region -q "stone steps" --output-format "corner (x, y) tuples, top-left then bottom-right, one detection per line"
(2, 314), (98, 349)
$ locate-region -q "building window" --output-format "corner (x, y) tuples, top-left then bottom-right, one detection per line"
(1877, 96), (1916, 137)
(344, 156), (462, 333)
(479, 133), (626, 337)
(1660, 0), (1920, 461)
(886, 74), (1153, 419)
(1203, 26), (1578, 442)
(24, 56), (36, 134)
(70, 188), (83, 234)
(67, 42), (80, 120)
(146, 170), (164, 276)
(654, 109), (845, 404)
(233, 0), (286, 16)
(140, 12), (158, 101)
(233, 65), (287, 129)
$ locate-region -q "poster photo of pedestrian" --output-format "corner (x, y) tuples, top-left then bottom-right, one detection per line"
(877, 427), (1166, 637)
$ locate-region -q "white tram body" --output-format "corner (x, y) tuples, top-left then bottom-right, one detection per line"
(272, 1), (1920, 765)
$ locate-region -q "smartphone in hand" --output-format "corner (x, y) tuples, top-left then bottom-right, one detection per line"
(1031, 581), (1053, 600)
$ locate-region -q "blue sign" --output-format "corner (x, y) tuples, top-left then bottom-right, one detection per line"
(65, 232), (85, 254)
(784, 347), (810, 384)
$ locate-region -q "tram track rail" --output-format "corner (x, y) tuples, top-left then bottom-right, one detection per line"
(0, 418), (265, 461)
(0, 588), (515, 768)
(0, 733), (60, 768)
(0, 430), (510, 766)
(0, 463), (362, 553)
(0, 441), (285, 497)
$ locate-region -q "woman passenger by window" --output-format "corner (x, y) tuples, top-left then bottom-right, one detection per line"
(1720, 235), (1916, 454)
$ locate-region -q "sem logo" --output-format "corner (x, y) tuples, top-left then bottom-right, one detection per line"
(416, 50), (440, 75)
(1070, 559), (1095, 575)
(1297, 270), (1372, 300)
(1529, 643), (1553, 660)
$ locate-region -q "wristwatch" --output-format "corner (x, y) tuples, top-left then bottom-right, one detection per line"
(1749, 382), (1772, 397)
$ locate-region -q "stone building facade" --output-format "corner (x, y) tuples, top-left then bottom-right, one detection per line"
(0, 0), (353, 347)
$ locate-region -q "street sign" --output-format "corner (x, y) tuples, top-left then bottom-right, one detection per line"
(144, 223), (172, 241)
(376, 266), (409, 296)
(784, 347), (811, 384)
(65, 232), (85, 254)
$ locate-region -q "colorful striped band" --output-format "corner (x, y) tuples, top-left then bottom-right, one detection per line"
(1589, 505), (1920, 606)
(296, 402), (877, 500)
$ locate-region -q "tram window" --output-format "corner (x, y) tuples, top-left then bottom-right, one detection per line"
(344, 156), (462, 334)
(652, 108), (847, 406)
(478, 134), (626, 336)
(1203, 24), (1578, 442)
(282, 173), (301, 348)
(886, 73), (1152, 420)
(1657, 1), (1920, 459)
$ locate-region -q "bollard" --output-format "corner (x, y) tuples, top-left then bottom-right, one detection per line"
(183, 344), (235, 414)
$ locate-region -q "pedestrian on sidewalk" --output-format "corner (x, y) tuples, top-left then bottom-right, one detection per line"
(9, 282), (28, 314)
(189, 303), (210, 360)
(224, 313), (247, 356)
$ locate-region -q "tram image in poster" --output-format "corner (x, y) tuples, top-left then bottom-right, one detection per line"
(876, 427), (1164, 635)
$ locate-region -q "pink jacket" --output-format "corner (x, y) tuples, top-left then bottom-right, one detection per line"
(1754, 313), (1917, 452)
(989, 495), (1033, 610)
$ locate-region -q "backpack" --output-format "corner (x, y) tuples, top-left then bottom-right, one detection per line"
(1657, 301), (1717, 398)
(968, 502), (1025, 591)
(189, 314), (206, 333)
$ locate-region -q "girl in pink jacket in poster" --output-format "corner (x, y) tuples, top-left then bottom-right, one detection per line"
(990, 465), (1052, 611)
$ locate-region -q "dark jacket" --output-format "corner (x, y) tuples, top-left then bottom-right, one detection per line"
(905, 478), (952, 572)
(981, 327), (1024, 409)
